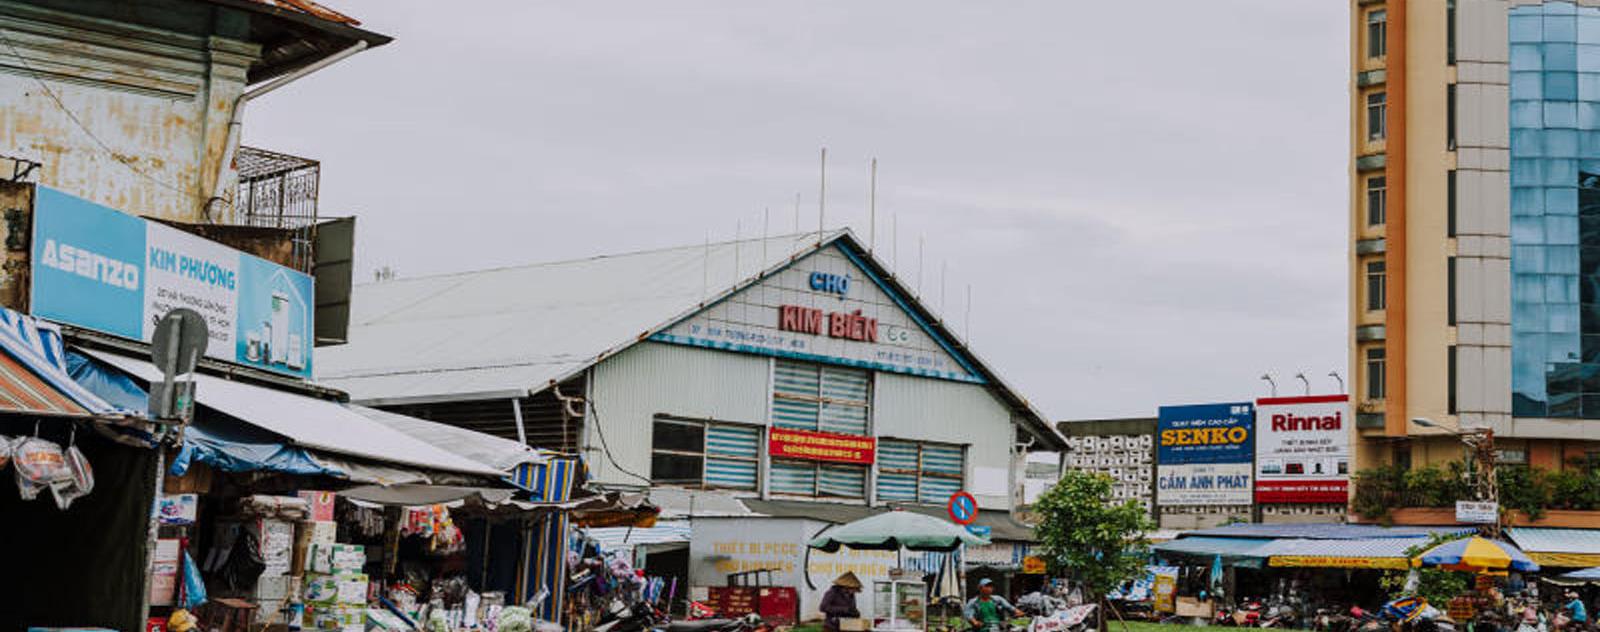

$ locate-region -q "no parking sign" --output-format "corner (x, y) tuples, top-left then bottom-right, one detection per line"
(946, 491), (978, 525)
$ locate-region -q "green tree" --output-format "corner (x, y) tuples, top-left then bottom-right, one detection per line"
(1033, 470), (1156, 606)
(1378, 534), (1471, 606)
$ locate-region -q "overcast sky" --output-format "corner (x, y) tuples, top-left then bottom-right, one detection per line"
(248, 1), (1350, 421)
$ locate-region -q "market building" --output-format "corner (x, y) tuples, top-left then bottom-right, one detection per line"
(318, 230), (1068, 617)
(1345, 0), (1600, 530)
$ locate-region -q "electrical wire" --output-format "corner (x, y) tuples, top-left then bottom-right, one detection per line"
(584, 398), (654, 485)
(0, 27), (194, 197)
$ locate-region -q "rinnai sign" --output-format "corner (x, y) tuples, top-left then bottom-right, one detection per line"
(1254, 395), (1351, 504)
(777, 305), (879, 342)
(1156, 402), (1254, 506)
(768, 427), (875, 464)
(30, 187), (315, 379)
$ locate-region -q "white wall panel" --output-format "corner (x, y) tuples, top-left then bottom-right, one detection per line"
(873, 371), (1016, 509)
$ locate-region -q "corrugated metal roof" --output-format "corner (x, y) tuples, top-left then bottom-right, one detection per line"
(234, 0), (361, 25)
(740, 498), (1037, 542)
(582, 521), (692, 552)
(1258, 537), (1428, 558)
(316, 230), (1064, 449)
(1510, 528), (1600, 555)
(1187, 523), (1474, 540)
(1153, 537), (1273, 568)
(86, 350), (502, 476)
(0, 351), (90, 417)
(350, 404), (548, 472)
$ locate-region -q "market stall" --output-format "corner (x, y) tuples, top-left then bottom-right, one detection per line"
(807, 510), (989, 631)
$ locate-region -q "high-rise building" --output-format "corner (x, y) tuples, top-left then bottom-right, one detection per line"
(1350, 0), (1600, 478)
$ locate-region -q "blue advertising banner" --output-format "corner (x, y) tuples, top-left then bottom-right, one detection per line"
(1156, 402), (1254, 506)
(1156, 402), (1254, 464)
(30, 186), (314, 379)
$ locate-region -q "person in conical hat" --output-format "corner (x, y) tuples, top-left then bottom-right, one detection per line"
(821, 572), (863, 632)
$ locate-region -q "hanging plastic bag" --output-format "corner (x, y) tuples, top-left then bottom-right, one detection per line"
(181, 550), (207, 610)
(51, 425), (94, 509)
(13, 436), (67, 501)
(0, 434), (15, 469)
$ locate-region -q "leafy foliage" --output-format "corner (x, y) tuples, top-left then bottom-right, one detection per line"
(1033, 470), (1155, 601)
(1352, 460), (1600, 522)
(1377, 534), (1471, 606)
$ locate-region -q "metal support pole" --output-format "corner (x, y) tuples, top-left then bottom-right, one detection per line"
(512, 397), (528, 446)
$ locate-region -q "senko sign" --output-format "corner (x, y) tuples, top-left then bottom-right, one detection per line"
(1156, 402), (1253, 506)
(30, 186), (315, 379)
(768, 427), (876, 465)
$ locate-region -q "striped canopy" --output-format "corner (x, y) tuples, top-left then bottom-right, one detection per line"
(1419, 536), (1540, 573)
(1561, 567), (1600, 581)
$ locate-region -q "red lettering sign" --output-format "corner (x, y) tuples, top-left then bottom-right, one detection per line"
(768, 427), (876, 465)
(778, 306), (878, 342)
(1270, 412), (1343, 432)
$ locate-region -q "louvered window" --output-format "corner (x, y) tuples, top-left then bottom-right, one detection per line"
(649, 417), (759, 490)
(877, 440), (965, 504)
(772, 360), (870, 435)
(769, 459), (867, 499)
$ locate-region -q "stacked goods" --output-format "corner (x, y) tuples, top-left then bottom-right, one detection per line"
(303, 543), (368, 632)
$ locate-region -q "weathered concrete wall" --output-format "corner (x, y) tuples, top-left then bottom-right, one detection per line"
(0, 1), (257, 222)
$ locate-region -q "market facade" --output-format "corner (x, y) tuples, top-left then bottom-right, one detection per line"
(319, 230), (1068, 619)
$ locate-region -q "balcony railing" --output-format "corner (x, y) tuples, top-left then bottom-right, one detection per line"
(235, 145), (320, 230)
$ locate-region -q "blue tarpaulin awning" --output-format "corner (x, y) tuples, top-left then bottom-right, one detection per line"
(1153, 537), (1273, 568)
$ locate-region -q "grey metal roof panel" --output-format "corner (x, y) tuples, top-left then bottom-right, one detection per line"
(1186, 523), (1474, 540)
(1509, 528), (1600, 554)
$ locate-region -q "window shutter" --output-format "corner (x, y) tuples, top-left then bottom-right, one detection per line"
(770, 460), (817, 495)
(705, 424), (760, 490)
(772, 360), (821, 430)
(818, 464), (867, 498)
(819, 366), (870, 435)
(877, 440), (919, 501)
(918, 443), (965, 504)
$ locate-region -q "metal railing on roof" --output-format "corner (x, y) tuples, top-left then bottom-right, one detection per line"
(234, 145), (320, 230)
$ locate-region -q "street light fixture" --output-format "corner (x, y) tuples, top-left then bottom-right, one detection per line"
(1260, 374), (1277, 397)
(1294, 372), (1311, 396)
(1328, 371), (1345, 394)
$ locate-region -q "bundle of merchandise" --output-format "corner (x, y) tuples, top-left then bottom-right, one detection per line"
(303, 543), (369, 632)
(401, 504), (465, 555)
(4, 425), (95, 509)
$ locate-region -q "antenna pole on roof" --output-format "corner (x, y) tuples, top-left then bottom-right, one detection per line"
(869, 157), (878, 253)
(763, 207), (770, 269)
(794, 192), (801, 234)
(702, 231), (710, 301)
(818, 147), (827, 245)
(940, 260), (948, 315)
(965, 284), (973, 342)
(893, 212), (899, 271)
(917, 236), (925, 296)
(735, 219), (742, 280)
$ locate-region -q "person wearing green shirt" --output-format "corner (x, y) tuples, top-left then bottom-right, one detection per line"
(964, 579), (1021, 631)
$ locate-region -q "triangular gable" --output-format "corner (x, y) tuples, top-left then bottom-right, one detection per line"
(649, 243), (985, 383)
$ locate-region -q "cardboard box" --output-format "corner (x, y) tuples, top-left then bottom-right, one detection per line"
(309, 544), (365, 574)
(304, 573), (368, 606)
(307, 521), (337, 546)
(297, 490), (337, 522)
(252, 574), (291, 601)
(1174, 597), (1213, 618)
(311, 604), (365, 628)
(149, 539), (181, 606)
(158, 494), (198, 525)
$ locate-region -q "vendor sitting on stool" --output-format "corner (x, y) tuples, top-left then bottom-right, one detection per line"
(821, 572), (863, 632)
(965, 578), (1022, 632)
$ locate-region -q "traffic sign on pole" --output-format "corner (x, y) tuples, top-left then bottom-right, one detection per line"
(947, 491), (979, 525)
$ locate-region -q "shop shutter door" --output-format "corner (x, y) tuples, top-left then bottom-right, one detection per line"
(818, 366), (869, 435)
(705, 425), (760, 490)
(819, 464), (866, 498)
(877, 440), (919, 501)
(772, 360), (821, 430)
(770, 459), (817, 495)
(918, 444), (964, 504)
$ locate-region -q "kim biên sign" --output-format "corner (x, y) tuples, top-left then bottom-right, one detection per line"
(1156, 402), (1254, 506)
(29, 187), (315, 379)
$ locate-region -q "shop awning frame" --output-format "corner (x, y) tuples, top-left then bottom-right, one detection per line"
(1509, 528), (1600, 568)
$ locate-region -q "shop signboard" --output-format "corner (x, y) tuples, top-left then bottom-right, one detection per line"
(1268, 556), (1411, 570)
(30, 186), (314, 378)
(768, 427), (875, 464)
(1254, 395), (1351, 504)
(1156, 402), (1253, 506)
(650, 247), (983, 383)
(1152, 571), (1177, 613)
(1456, 500), (1498, 525)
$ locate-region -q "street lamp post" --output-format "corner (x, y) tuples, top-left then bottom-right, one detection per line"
(1413, 417), (1500, 537)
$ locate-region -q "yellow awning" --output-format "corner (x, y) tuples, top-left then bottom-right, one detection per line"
(1530, 552), (1600, 568)
(1270, 555), (1413, 570)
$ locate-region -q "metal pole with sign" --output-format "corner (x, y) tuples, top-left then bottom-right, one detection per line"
(140, 309), (209, 624)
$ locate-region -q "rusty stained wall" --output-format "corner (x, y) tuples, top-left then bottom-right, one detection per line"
(0, 181), (30, 312)
(0, 2), (258, 223)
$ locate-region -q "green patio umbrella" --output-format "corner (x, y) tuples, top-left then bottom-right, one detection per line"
(807, 509), (990, 552)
